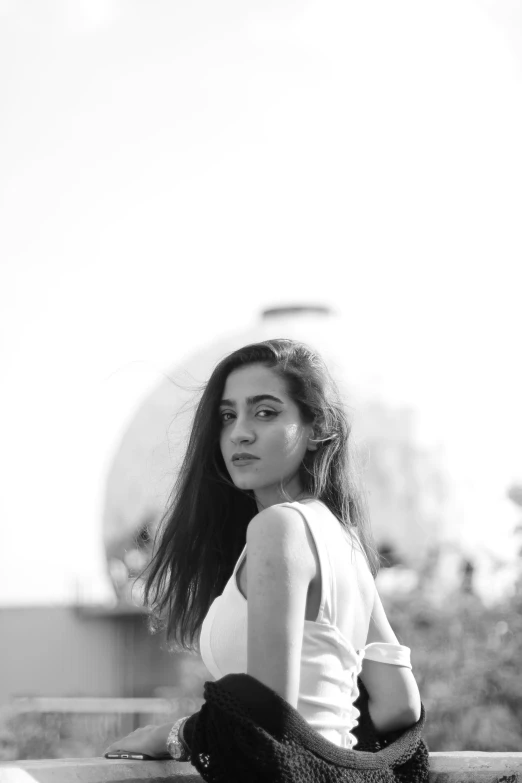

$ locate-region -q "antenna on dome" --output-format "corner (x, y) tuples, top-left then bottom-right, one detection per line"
(261, 304), (333, 319)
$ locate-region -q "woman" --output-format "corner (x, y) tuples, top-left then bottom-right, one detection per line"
(104, 339), (425, 776)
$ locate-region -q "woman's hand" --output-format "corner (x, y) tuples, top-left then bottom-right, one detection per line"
(104, 723), (173, 759)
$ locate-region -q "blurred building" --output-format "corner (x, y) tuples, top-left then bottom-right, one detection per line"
(0, 603), (188, 703)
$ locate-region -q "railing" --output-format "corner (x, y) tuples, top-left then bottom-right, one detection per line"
(10, 698), (176, 714)
(1, 753), (522, 783)
(7, 697), (179, 734)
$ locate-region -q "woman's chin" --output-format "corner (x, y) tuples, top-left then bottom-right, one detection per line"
(231, 475), (257, 491)
(229, 472), (269, 494)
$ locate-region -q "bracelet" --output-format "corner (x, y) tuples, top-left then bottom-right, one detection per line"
(167, 716), (191, 761)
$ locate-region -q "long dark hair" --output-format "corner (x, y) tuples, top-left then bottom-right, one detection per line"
(141, 338), (379, 653)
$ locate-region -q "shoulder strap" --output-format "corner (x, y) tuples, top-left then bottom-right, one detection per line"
(278, 501), (336, 626)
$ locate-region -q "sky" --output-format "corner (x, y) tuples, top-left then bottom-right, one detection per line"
(0, 0), (521, 605)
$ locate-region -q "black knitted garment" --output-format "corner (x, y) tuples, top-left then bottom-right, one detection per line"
(183, 673), (429, 783)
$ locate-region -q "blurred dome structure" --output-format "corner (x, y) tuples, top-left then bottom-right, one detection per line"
(103, 305), (448, 604)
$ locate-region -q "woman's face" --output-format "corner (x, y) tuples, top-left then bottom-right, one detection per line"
(219, 363), (315, 509)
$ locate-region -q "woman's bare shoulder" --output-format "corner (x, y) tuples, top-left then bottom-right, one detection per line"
(246, 504), (317, 578)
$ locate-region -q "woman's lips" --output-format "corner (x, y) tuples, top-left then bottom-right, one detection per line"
(232, 457), (260, 467)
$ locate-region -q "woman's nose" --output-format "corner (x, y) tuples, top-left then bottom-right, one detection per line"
(230, 417), (255, 444)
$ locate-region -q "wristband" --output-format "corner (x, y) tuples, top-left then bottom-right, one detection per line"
(167, 716), (191, 761)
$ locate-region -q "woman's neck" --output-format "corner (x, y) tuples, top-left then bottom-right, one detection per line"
(254, 483), (315, 512)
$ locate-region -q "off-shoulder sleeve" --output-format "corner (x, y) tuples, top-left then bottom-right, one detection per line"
(361, 642), (412, 668)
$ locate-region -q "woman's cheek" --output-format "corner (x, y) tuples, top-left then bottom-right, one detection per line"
(283, 424), (306, 457)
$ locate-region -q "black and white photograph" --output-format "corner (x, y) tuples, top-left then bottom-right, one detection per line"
(1, 1), (521, 781)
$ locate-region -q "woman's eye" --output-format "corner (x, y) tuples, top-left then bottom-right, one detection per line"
(257, 409), (277, 419)
(220, 409), (278, 423)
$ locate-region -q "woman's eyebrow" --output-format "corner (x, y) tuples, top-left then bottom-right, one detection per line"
(219, 394), (284, 407)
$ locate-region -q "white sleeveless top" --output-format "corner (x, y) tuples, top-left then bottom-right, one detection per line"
(199, 498), (412, 749)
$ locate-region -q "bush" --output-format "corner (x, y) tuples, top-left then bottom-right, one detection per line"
(384, 588), (522, 751)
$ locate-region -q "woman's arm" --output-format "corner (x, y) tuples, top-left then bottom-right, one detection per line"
(359, 586), (422, 734)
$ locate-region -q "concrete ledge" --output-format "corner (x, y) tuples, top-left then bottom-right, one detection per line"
(0, 759), (202, 783)
(1, 754), (522, 783)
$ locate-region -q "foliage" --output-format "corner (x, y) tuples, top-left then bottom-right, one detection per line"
(384, 587), (522, 751)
